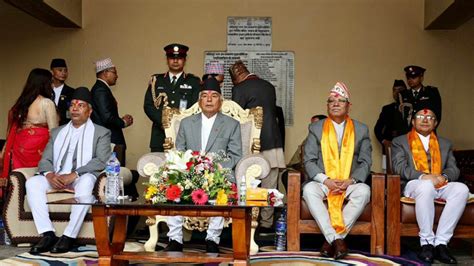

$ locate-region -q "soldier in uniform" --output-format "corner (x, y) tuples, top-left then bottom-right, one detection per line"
(374, 79), (410, 154)
(144, 43), (201, 152)
(400, 65), (442, 126)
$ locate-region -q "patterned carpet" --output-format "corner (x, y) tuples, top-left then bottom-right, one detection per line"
(0, 244), (422, 265)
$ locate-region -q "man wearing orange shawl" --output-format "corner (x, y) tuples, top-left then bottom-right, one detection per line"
(303, 82), (372, 260)
(392, 103), (468, 264)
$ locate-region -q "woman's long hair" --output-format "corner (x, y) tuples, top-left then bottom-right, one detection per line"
(11, 68), (53, 126)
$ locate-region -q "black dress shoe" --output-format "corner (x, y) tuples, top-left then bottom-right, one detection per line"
(30, 235), (58, 254)
(50, 235), (76, 253)
(418, 244), (434, 263)
(435, 244), (457, 264)
(163, 239), (183, 252)
(320, 240), (334, 258)
(333, 239), (348, 260)
(206, 240), (220, 253)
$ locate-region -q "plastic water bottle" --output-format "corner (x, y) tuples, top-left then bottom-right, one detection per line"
(105, 152), (121, 203)
(238, 175), (247, 206)
(0, 217), (11, 245)
(275, 209), (287, 251)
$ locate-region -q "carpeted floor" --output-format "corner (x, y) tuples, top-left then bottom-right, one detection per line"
(0, 244), (422, 265)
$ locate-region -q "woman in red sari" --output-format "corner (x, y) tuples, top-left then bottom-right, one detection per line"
(1, 68), (58, 197)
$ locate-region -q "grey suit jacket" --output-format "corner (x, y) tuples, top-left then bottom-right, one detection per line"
(303, 118), (372, 185)
(391, 133), (459, 190)
(38, 122), (112, 177)
(175, 112), (242, 171)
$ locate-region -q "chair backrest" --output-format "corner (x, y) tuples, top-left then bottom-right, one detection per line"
(384, 143), (394, 174)
(161, 100), (263, 157)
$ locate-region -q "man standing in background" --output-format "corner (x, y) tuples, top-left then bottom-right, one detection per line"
(144, 43), (201, 152)
(400, 65), (442, 126)
(50, 58), (75, 126)
(91, 58), (133, 165)
(229, 60), (285, 234)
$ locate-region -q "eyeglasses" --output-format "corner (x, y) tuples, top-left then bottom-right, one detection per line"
(415, 114), (436, 121)
(327, 98), (349, 105)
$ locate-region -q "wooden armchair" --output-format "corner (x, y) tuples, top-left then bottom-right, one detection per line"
(385, 145), (474, 257)
(139, 100), (271, 254)
(286, 170), (385, 255)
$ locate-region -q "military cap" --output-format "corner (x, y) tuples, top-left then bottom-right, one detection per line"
(72, 87), (92, 105)
(200, 77), (221, 94)
(50, 58), (67, 69)
(404, 65), (426, 78)
(393, 79), (407, 88)
(164, 43), (189, 58)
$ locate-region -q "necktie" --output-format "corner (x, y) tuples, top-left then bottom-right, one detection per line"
(171, 76), (177, 87)
(413, 90), (419, 99)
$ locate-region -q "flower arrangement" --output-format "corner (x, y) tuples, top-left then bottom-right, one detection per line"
(144, 150), (237, 205)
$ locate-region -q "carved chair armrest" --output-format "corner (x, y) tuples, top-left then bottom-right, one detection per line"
(136, 152), (166, 178)
(235, 154), (270, 187)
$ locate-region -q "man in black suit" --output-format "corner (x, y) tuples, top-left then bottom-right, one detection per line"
(50, 58), (75, 126)
(144, 43), (201, 152)
(90, 58), (133, 165)
(230, 60), (285, 233)
(374, 79), (410, 155)
(400, 65), (442, 126)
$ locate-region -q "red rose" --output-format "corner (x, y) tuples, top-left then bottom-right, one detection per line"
(166, 185), (182, 201)
(229, 183), (238, 199)
(192, 151), (200, 156)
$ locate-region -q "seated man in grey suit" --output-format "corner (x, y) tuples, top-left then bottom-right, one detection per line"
(303, 82), (372, 260)
(391, 102), (468, 264)
(165, 77), (242, 253)
(27, 87), (111, 254)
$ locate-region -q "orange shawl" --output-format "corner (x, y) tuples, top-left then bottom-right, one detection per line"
(321, 118), (355, 234)
(408, 128), (443, 189)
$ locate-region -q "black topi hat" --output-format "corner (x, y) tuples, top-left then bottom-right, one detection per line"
(412, 100), (440, 120)
(164, 43), (189, 58)
(72, 87), (92, 105)
(393, 79), (407, 88)
(50, 58), (67, 69)
(200, 77), (221, 94)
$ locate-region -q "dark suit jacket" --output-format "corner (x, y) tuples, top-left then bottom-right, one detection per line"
(400, 85), (442, 124)
(144, 72), (200, 151)
(303, 118), (372, 185)
(232, 75), (283, 151)
(53, 84), (75, 126)
(175, 112), (242, 172)
(38, 122), (111, 178)
(91, 79), (126, 147)
(391, 133), (459, 191)
(374, 102), (409, 154)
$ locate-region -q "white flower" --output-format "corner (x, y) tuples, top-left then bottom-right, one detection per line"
(143, 163), (159, 176)
(166, 150), (193, 171)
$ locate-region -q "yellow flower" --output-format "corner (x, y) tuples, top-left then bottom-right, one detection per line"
(216, 189), (228, 205)
(145, 186), (158, 200)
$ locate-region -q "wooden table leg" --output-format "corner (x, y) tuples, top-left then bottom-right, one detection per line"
(232, 208), (251, 266)
(92, 206), (128, 265)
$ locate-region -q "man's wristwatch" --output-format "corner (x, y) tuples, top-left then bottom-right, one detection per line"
(351, 178), (358, 184)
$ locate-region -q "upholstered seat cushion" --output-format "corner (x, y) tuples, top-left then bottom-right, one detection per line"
(300, 199), (372, 222)
(399, 197), (474, 225)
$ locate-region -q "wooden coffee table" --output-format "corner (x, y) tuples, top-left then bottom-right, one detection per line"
(50, 197), (253, 265)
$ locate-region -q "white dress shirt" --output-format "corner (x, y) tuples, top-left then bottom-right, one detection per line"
(53, 84), (64, 105)
(201, 113), (217, 152)
(314, 120), (347, 183)
(59, 124), (85, 175)
(169, 72), (183, 83)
